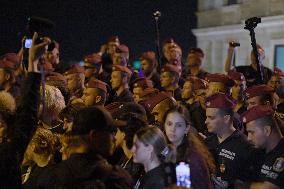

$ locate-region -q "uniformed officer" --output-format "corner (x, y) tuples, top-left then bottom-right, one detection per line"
(63, 64), (85, 101)
(110, 64), (134, 103)
(83, 53), (102, 83)
(140, 51), (161, 90)
(182, 76), (208, 135)
(242, 105), (284, 189)
(81, 78), (108, 106)
(204, 93), (257, 188)
(268, 68), (284, 114)
(160, 64), (182, 101)
(228, 70), (247, 115)
(205, 73), (235, 97)
(141, 91), (176, 126)
(244, 84), (275, 110)
(131, 77), (153, 103)
(185, 47), (208, 79)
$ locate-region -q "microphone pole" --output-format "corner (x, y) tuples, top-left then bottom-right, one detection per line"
(153, 11), (162, 71)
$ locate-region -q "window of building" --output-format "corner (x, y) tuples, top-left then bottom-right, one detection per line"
(227, 0), (238, 5)
(274, 45), (284, 70)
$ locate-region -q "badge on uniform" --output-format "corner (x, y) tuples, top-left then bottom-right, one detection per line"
(273, 157), (284, 173)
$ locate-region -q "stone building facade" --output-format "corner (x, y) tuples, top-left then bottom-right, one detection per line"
(193, 0), (284, 72)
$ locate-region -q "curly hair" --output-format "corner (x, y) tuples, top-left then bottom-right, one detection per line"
(41, 84), (66, 115)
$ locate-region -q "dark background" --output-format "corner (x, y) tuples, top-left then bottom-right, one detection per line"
(0, 0), (197, 63)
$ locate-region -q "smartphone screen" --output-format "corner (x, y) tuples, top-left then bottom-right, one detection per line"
(25, 39), (33, 49)
(176, 162), (191, 188)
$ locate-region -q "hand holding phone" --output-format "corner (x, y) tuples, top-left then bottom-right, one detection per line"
(25, 38), (33, 49)
(176, 162), (191, 188)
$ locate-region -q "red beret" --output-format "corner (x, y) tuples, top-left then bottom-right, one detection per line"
(142, 92), (172, 111)
(241, 105), (274, 123)
(188, 48), (204, 58)
(84, 54), (102, 66)
(244, 84), (274, 99)
(116, 44), (129, 54)
(161, 64), (180, 75)
(64, 64), (84, 75)
(107, 36), (120, 44)
(187, 76), (208, 90)
(46, 72), (67, 85)
(132, 78), (153, 89)
(205, 73), (235, 87)
(112, 65), (132, 75)
(206, 93), (236, 109)
(105, 102), (124, 116)
(0, 53), (21, 69)
(139, 88), (160, 99)
(228, 70), (245, 82)
(0, 59), (17, 70)
(86, 78), (108, 93)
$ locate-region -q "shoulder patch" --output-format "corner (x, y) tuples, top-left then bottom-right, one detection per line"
(273, 157), (284, 173)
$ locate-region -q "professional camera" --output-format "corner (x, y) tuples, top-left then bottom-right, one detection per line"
(244, 17), (261, 30)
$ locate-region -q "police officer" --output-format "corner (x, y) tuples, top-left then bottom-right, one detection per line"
(205, 73), (235, 97)
(228, 70), (247, 115)
(242, 105), (284, 189)
(185, 47), (208, 79)
(160, 64), (182, 101)
(131, 77), (153, 103)
(244, 84), (275, 110)
(110, 64), (133, 103)
(204, 93), (257, 188)
(81, 77), (108, 106)
(182, 76), (208, 135)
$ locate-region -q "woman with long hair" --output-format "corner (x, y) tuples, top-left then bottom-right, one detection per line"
(163, 105), (215, 189)
(131, 126), (175, 189)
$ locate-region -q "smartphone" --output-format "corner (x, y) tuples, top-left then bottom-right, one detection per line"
(25, 38), (33, 49)
(132, 60), (141, 70)
(175, 162), (191, 188)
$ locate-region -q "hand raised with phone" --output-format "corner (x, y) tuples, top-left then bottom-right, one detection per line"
(28, 32), (51, 72)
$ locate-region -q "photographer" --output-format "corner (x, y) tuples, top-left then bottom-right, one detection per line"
(0, 32), (50, 188)
(224, 42), (272, 87)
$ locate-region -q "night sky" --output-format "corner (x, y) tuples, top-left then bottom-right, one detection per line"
(0, 0), (197, 64)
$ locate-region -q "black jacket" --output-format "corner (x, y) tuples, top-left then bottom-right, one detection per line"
(47, 153), (133, 189)
(0, 73), (41, 189)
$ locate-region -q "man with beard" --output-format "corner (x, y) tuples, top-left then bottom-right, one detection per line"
(241, 105), (284, 189)
(81, 78), (108, 106)
(140, 51), (161, 90)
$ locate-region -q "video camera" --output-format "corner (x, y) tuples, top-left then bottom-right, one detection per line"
(244, 17), (261, 30)
(24, 16), (55, 51)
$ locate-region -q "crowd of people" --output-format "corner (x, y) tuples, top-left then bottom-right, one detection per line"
(0, 29), (283, 189)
